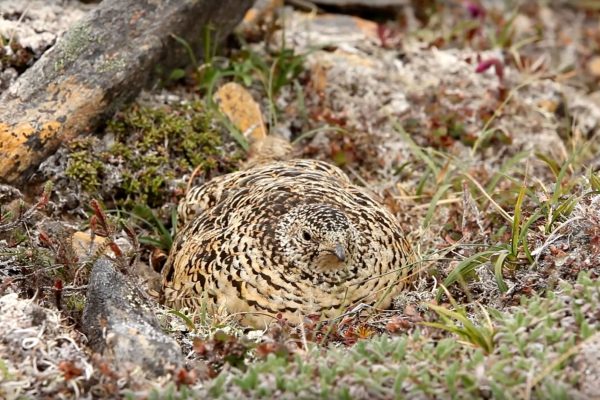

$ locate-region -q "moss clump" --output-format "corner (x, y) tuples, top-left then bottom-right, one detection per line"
(106, 102), (227, 207)
(65, 101), (238, 209)
(108, 102), (222, 169)
(65, 293), (86, 313)
(65, 137), (105, 193)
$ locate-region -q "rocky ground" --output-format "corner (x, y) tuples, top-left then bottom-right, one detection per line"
(1, 0), (600, 398)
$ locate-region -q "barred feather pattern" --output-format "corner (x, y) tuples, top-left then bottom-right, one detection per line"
(162, 159), (411, 328)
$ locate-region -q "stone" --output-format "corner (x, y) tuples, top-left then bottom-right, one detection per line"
(82, 258), (183, 377)
(311, 0), (408, 9)
(0, 0), (254, 185)
(214, 82), (267, 141)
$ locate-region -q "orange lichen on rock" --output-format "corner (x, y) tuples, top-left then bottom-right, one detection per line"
(0, 77), (106, 184)
(214, 82), (267, 141)
(0, 120), (63, 180)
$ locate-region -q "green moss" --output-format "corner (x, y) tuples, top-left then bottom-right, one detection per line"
(65, 293), (86, 313)
(106, 102), (227, 207)
(65, 101), (237, 209)
(65, 138), (105, 192)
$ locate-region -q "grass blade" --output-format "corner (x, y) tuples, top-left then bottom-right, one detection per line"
(485, 150), (530, 193)
(437, 249), (499, 301)
(535, 152), (560, 177)
(394, 122), (440, 177)
(493, 251), (509, 293)
(520, 209), (542, 264)
(511, 184), (526, 256)
(463, 173), (513, 223)
(168, 309), (196, 331)
(422, 183), (452, 229)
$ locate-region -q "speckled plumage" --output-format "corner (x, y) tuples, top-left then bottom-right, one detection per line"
(162, 159), (411, 327)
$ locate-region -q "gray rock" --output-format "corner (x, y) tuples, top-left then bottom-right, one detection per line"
(0, 0), (255, 185)
(0, 183), (22, 203)
(311, 0), (408, 9)
(82, 258), (183, 377)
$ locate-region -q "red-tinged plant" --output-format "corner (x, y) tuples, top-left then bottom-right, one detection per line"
(108, 242), (123, 258)
(175, 367), (197, 387)
(54, 279), (63, 310)
(466, 2), (486, 19)
(58, 360), (83, 380)
(38, 231), (54, 248)
(476, 58), (504, 81)
(90, 199), (112, 237)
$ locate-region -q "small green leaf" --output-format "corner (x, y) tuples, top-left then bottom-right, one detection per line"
(423, 183), (451, 229)
(168, 68), (186, 81)
(590, 171), (600, 191)
(168, 309), (195, 331)
(511, 184), (526, 256)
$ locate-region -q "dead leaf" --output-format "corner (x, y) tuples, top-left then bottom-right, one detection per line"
(311, 63), (328, 95)
(386, 315), (411, 333)
(538, 99), (559, 113)
(587, 56), (600, 77)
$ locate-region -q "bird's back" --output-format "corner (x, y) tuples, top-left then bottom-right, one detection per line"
(177, 159), (352, 225)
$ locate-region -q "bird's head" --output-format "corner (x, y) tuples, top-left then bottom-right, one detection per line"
(276, 203), (359, 272)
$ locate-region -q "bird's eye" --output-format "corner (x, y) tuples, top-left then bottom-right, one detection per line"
(302, 230), (312, 241)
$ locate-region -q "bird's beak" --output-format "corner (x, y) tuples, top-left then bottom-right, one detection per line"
(334, 243), (346, 262)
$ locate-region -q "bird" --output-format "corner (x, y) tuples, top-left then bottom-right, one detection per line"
(162, 158), (412, 328)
